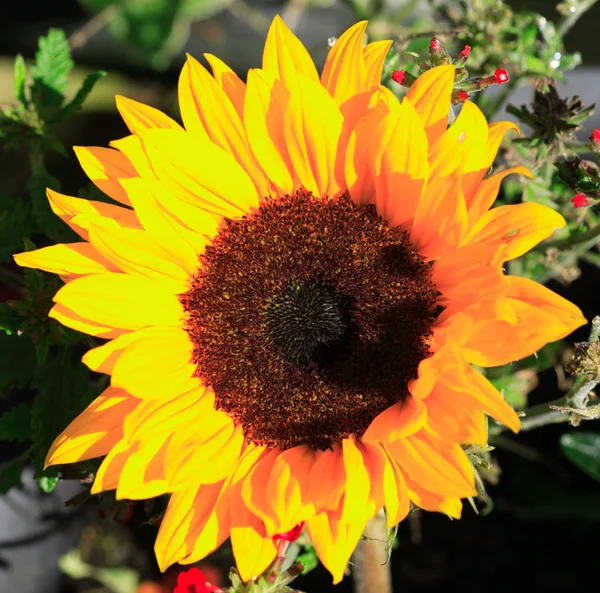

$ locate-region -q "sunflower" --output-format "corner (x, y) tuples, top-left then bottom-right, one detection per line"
(15, 16), (585, 583)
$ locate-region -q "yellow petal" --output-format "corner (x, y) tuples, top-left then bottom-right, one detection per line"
(155, 482), (226, 571)
(47, 188), (141, 241)
(283, 74), (344, 197)
(406, 65), (455, 144)
(116, 433), (171, 499)
(404, 474), (462, 518)
(380, 444), (411, 526)
(306, 506), (368, 584)
(244, 69), (295, 195)
(362, 397), (427, 444)
(178, 56), (270, 197)
(14, 242), (116, 276)
(89, 222), (190, 288)
(204, 53), (246, 119)
(45, 387), (137, 467)
(119, 177), (206, 275)
(363, 40), (393, 88)
(230, 507), (278, 582)
(428, 100), (488, 180)
(115, 95), (183, 134)
(139, 128), (260, 217)
(74, 146), (136, 206)
(340, 436), (375, 523)
(111, 326), (198, 399)
(262, 15), (319, 86)
(462, 202), (566, 261)
(321, 21), (368, 108)
(91, 439), (133, 493)
(53, 273), (184, 332)
(49, 303), (125, 339)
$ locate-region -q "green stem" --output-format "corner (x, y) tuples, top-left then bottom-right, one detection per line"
(537, 223), (600, 251)
(557, 0), (600, 38)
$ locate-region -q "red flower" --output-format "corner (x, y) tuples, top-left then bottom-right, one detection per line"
(173, 568), (210, 593)
(457, 90), (469, 102)
(391, 70), (405, 85)
(572, 193), (589, 208)
(273, 522), (305, 543)
(591, 129), (600, 145)
(494, 68), (509, 84)
(458, 45), (471, 57)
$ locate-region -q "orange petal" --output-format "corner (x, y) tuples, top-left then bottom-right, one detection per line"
(242, 447), (316, 535)
(363, 40), (393, 88)
(115, 95), (183, 135)
(362, 397), (427, 444)
(307, 444), (346, 511)
(91, 439), (134, 493)
(372, 98), (429, 228)
(379, 444), (411, 526)
(45, 387), (137, 467)
(462, 202), (566, 261)
(204, 53), (246, 119)
(406, 65), (455, 144)
(404, 473), (463, 518)
(74, 146), (136, 206)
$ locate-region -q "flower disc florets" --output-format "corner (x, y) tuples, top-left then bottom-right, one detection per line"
(181, 190), (437, 450)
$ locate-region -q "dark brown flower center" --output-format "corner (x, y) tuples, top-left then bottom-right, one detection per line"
(181, 190), (437, 450)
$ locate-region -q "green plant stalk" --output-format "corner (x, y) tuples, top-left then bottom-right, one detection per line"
(537, 223), (600, 251)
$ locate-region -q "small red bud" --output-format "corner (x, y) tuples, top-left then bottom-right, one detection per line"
(572, 193), (589, 208)
(391, 70), (405, 84)
(273, 522), (305, 543)
(457, 90), (469, 101)
(494, 68), (509, 84)
(459, 45), (471, 57)
(591, 129), (600, 145)
(429, 38), (441, 50)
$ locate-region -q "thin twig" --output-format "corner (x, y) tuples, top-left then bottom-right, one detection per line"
(351, 512), (392, 593)
(68, 5), (118, 51)
(557, 0), (600, 38)
(537, 223), (600, 251)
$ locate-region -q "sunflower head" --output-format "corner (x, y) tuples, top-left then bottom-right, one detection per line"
(15, 15), (586, 585)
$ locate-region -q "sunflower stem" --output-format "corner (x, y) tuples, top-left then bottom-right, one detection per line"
(351, 512), (392, 593)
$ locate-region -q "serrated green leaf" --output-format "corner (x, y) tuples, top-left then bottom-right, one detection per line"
(0, 458), (23, 494)
(38, 474), (59, 493)
(54, 71), (106, 123)
(0, 333), (37, 395)
(14, 54), (28, 105)
(0, 402), (32, 441)
(561, 432), (600, 482)
(31, 29), (74, 109)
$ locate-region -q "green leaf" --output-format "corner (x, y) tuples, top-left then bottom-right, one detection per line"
(296, 543), (319, 575)
(0, 197), (36, 263)
(28, 174), (74, 242)
(38, 473), (59, 493)
(0, 403), (32, 442)
(31, 29), (74, 109)
(560, 432), (600, 482)
(489, 369), (537, 409)
(55, 70), (106, 123)
(30, 351), (97, 473)
(0, 458), (23, 494)
(14, 54), (28, 105)
(0, 333), (37, 394)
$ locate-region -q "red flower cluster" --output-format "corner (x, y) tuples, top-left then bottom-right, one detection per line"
(572, 193), (590, 208)
(173, 568), (210, 593)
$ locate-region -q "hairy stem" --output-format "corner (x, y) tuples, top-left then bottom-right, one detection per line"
(352, 512), (392, 593)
